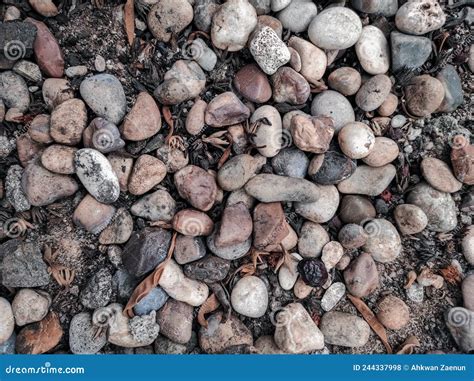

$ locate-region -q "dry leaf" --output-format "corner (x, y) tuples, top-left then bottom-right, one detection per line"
(404, 270), (417, 289)
(440, 265), (462, 285)
(123, 232), (177, 317)
(124, 0), (135, 46)
(197, 293), (220, 328)
(396, 335), (420, 354)
(347, 294), (393, 354)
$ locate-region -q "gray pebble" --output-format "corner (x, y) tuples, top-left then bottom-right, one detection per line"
(134, 287), (169, 316)
(80, 268), (113, 309)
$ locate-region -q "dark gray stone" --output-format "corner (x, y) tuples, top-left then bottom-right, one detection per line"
(391, 31), (432, 72)
(436, 64), (463, 113)
(308, 151), (356, 185)
(0, 331), (15, 354)
(183, 255), (230, 283)
(271, 148), (309, 178)
(134, 287), (169, 316)
(80, 268), (113, 309)
(112, 269), (138, 302)
(0, 21), (37, 69)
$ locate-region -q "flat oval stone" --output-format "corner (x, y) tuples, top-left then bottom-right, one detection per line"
(308, 151), (356, 185)
(277, 0), (318, 33)
(73, 194), (116, 234)
(50, 99), (87, 145)
(174, 235), (207, 265)
(131, 189), (176, 222)
(294, 184), (339, 223)
(338, 122), (375, 159)
(337, 164), (396, 196)
(207, 224), (252, 260)
(128, 155), (167, 196)
(376, 295), (410, 330)
(298, 221), (330, 258)
(134, 287), (169, 316)
(271, 148), (309, 178)
(251, 105), (283, 157)
(394, 204), (428, 235)
(231, 276), (268, 318)
(319, 311), (370, 347)
(28, 114), (52, 144)
(362, 218), (402, 263)
(390, 31), (432, 72)
(215, 202), (253, 247)
(321, 282), (345, 311)
(121, 92), (162, 141)
(0, 298), (14, 345)
(42, 78), (74, 110)
(328, 67), (361, 96)
(421, 157), (462, 193)
(462, 226), (474, 266)
(311, 90), (355, 131)
(234, 64), (272, 103)
(0, 71), (30, 112)
(217, 154), (266, 191)
(288, 36), (326, 84)
(205, 92), (251, 127)
(395, 0), (446, 35)
(355, 25), (390, 75)
(355, 74), (392, 112)
(338, 224), (368, 249)
(41, 144), (77, 174)
(362, 137), (399, 167)
(172, 209), (214, 236)
(184, 255), (230, 283)
(339, 195), (376, 224)
(404, 75), (445, 116)
(185, 99), (206, 136)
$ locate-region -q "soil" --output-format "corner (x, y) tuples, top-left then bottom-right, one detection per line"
(0, 0), (472, 354)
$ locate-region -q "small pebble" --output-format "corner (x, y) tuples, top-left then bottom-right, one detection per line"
(355, 74), (392, 112)
(355, 25), (390, 75)
(338, 122), (375, 159)
(362, 137), (399, 167)
(321, 282), (345, 312)
(298, 221), (330, 258)
(394, 204), (428, 235)
(131, 189), (176, 222)
(344, 252), (379, 298)
(319, 311), (370, 347)
(311, 90), (355, 131)
(231, 276), (268, 318)
(327, 67), (361, 96)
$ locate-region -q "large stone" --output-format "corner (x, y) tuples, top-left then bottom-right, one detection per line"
(395, 0), (446, 35)
(337, 164), (396, 196)
(390, 32), (432, 72)
(362, 218), (402, 263)
(174, 165), (217, 211)
(121, 92), (162, 141)
(320, 311), (370, 347)
(343, 252), (379, 298)
(147, 0), (193, 42)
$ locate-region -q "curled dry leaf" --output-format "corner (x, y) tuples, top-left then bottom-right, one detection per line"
(347, 294), (393, 354)
(197, 293), (220, 328)
(439, 264), (462, 285)
(396, 335), (420, 354)
(124, 0), (135, 46)
(43, 245), (75, 289)
(404, 270), (417, 289)
(123, 232), (177, 317)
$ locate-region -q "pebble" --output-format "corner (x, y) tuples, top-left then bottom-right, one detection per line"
(308, 7), (362, 50)
(451, 137), (474, 185)
(278, 253), (301, 290)
(158, 259), (209, 306)
(394, 204), (428, 235)
(421, 157), (462, 193)
(29, 0), (59, 17)
(128, 155), (166, 195)
(272, 0), (291, 12)
(173, 209), (214, 236)
(445, 307), (473, 353)
(258, 14), (283, 37)
(184, 255), (230, 283)
(288, 46), (302, 72)
(205, 92), (251, 127)
(234, 64), (272, 103)
(50, 98), (87, 145)
(41, 144), (77, 174)
(290, 114), (335, 154)
(4, 6), (21, 21)
(211, 0), (258, 52)
(80, 268), (112, 309)
(121, 92), (162, 141)
(319, 311), (370, 347)
(404, 75), (445, 116)
(294, 184), (339, 223)
(337, 164), (396, 196)
(254, 335), (285, 354)
(344, 252), (379, 298)
(338, 122), (375, 159)
(327, 67), (361, 96)
(94, 55), (106, 72)
(21, 160), (78, 206)
(186, 99), (206, 135)
(362, 137), (399, 167)
(271, 67), (310, 105)
(147, 0), (193, 42)
(249, 26), (290, 75)
(355, 74), (392, 112)
(131, 189), (176, 222)
(339, 195), (377, 224)
(174, 235), (207, 264)
(42, 78), (74, 110)
(134, 287), (169, 316)
(231, 276), (268, 318)
(245, 174), (320, 203)
(406, 282), (424, 303)
(390, 31), (432, 72)
(25, 18), (64, 78)
(99, 208), (134, 245)
(16, 312), (63, 354)
(321, 282), (345, 312)
(157, 299), (193, 344)
(252, 202), (288, 250)
(462, 227), (474, 265)
(215, 203), (252, 246)
(122, 228), (172, 277)
(277, 0), (318, 33)
(406, 182), (457, 233)
(65, 65), (87, 78)
(321, 241), (344, 270)
(297, 221), (330, 258)
(436, 64), (463, 113)
(293, 277), (313, 299)
(250, 0), (271, 15)
(356, 26), (390, 75)
(395, 0), (445, 35)
(207, 224), (252, 259)
(194, 0), (219, 32)
(175, 165), (217, 211)
(338, 224), (368, 249)
(271, 148), (309, 178)
(0, 71), (30, 112)
(6, 165), (30, 212)
(311, 90), (355, 131)
(217, 154), (265, 191)
(376, 295), (410, 330)
(199, 313), (253, 353)
(75, 148), (120, 204)
(69, 312), (107, 354)
(377, 93), (398, 116)
(80, 74), (127, 124)
(13, 60), (42, 82)
(0, 332), (16, 354)
(0, 298), (14, 345)
(362, 218), (402, 263)
(391, 114), (407, 129)
(308, 151), (356, 185)
(251, 105), (283, 158)
(462, 275), (474, 311)
(16, 134), (43, 166)
(273, 303), (324, 353)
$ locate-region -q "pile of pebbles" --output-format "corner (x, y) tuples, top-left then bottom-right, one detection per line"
(0, 0), (472, 355)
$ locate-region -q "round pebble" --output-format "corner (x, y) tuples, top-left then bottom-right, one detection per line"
(231, 276), (268, 318)
(338, 122), (375, 159)
(376, 295), (410, 330)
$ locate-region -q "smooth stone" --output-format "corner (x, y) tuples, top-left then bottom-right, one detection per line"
(321, 241), (344, 270)
(337, 164), (395, 196)
(395, 0), (446, 35)
(122, 228), (172, 277)
(80, 268), (112, 309)
(128, 155), (167, 196)
(156, 299), (193, 344)
(394, 204), (428, 235)
(121, 92), (162, 141)
(41, 145), (77, 174)
(73, 195), (116, 234)
(245, 174), (320, 203)
(271, 148), (309, 178)
(445, 307), (474, 353)
(462, 226), (474, 265)
(249, 26), (290, 75)
(436, 64), (463, 113)
(308, 7), (362, 49)
(13, 60), (42, 82)
(174, 235), (207, 265)
(15, 312), (63, 354)
(207, 224), (252, 260)
(298, 221), (330, 258)
(462, 275), (474, 311)
(258, 15), (283, 37)
(211, 0), (258, 52)
(231, 276), (268, 318)
(362, 218), (402, 263)
(131, 189), (176, 222)
(321, 282), (345, 311)
(338, 122), (375, 159)
(311, 90), (355, 131)
(16, 134), (44, 167)
(172, 209), (214, 237)
(377, 93), (398, 116)
(272, 0), (291, 11)
(252, 202), (288, 250)
(339, 195), (376, 224)
(320, 311), (370, 347)
(174, 165), (217, 211)
(327, 67), (361, 96)
(29, 0), (59, 17)
(205, 92), (251, 127)
(99, 208), (134, 245)
(215, 203), (252, 247)
(362, 137), (399, 167)
(308, 151), (356, 185)
(69, 312), (107, 354)
(21, 161), (78, 206)
(0, 298), (14, 345)
(5, 165), (30, 212)
(185, 99), (206, 135)
(0, 71), (30, 112)
(356, 25), (390, 75)
(65, 65), (87, 78)
(234, 64), (272, 103)
(199, 313), (253, 354)
(293, 277), (314, 299)
(288, 37), (326, 84)
(4, 6), (21, 21)
(355, 74), (392, 112)
(421, 157), (462, 193)
(194, 0), (220, 32)
(218, 154), (266, 191)
(404, 75), (445, 116)
(42, 78), (74, 110)
(147, 0), (193, 42)
(278, 253), (301, 290)
(278, 0), (318, 33)
(272, 67), (310, 105)
(290, 114), (335, 154)
(158, 259), (209, 307)
(451, 138), (474, 185)
(251, 105), (283, 158)
(184, 255), (230, 283)
(376, 295), (410, 330)
(74, 149), (120, 204)
(50, 98), (87, 145)
(406, 182), (457, 233)
(273, 303), (324, 353)
(338, 224), (368, 249)
(80, 74), (126, 124)
(390, 31), (432, 72)
(344, 252), (379, 298)
(294, 185), (339, 223)
(134, 287), (169, 316)
(352, 0), (382, 13)
(28, 114), (52, 144)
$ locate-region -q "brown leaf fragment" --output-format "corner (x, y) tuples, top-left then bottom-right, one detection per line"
(197, 293), (220, 328)
(396, 335), (420, 354)
(123, 232), (177, 317)
(124, 0), (135, 46)
(347, 294), (393, 354)
(440, 265), (462, 285)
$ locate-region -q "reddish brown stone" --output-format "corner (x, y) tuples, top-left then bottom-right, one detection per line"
(253, 202), (289, 249)
(234, 64), (272, 103)
(290, 114), (335, 153)
(16, 134), (44, 167)
(272, 67), (310, 105)
(215, 202), (253, 247)
(174, 165), (218, 211)
(205, 92), (251, 128)
(16, 312), (63, 354)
